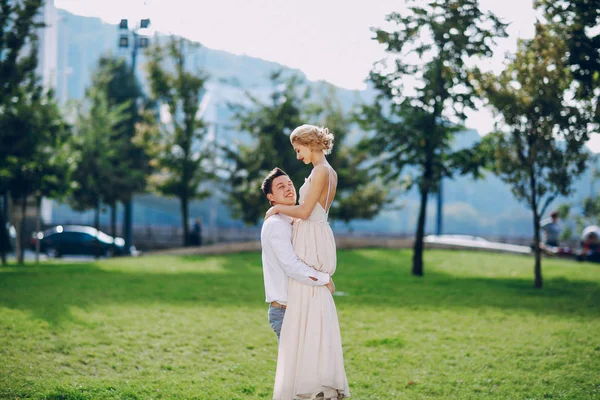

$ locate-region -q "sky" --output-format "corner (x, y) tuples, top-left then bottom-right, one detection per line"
(54, 0), (599, 152)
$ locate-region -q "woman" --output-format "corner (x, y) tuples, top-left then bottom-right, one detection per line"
(265, 124), (350, 400)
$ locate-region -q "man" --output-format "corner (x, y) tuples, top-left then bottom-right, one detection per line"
(260, 167), (334, 340)
(541, 211), (561, 248)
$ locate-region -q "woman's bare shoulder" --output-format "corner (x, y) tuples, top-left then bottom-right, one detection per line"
(311, 164), (330, 178)
(318, 164), (337, 181)
(314, 164), (338, 174)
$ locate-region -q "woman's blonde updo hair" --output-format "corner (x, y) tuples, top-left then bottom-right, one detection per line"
(289, 124), (334, 155)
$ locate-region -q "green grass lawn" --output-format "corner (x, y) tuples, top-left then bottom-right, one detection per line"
(0, 249), (599, 400)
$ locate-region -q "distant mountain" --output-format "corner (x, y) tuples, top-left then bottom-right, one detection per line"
(56, 9), (364, 106)
(52, 9), (598, 239)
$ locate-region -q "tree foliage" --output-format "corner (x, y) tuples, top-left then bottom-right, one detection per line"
(145, 36), (213, 246)
(359, 0), (507, 276)
(535, 0), (599, 122)
(84, 55), (149, 241)
(91, 55), (148, 203)
(70, 86), (129, 231)
(0, 0), (44, 108)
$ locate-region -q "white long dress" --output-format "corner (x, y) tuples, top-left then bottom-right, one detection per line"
(273, 166), (350, 400)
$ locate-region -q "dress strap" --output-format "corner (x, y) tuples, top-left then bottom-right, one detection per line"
(325, 165), (332, 214)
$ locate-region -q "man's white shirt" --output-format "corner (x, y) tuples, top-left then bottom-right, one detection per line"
(261, 214), (330, 305)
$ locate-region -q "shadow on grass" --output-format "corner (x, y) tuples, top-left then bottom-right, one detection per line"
(0, 250), (598, 326)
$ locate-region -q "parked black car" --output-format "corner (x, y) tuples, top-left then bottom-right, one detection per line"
(30, 225), (132, 258)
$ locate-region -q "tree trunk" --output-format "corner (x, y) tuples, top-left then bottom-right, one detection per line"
(533, 210), (543, 288)
(122, 198), (132, 252)
(0, 194), (8, 265)
(181, 195), (189, 247)
(528, 162), (543, 289)
(110, 203), (117, 253)
(17, 197), (26, 264)
(412, 186), (429, 276)
(35, 195), (41, 264)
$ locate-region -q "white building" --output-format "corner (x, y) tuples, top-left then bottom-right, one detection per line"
(38, 0), (59, 224)
(36, 0), (58, 92)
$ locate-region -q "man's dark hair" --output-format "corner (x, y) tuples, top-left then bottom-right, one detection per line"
(261, 167), (289, 198)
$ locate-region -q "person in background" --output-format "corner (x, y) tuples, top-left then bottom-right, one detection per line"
(541, 211), (561, 248)
(578, 225), (600, 263)
(190, 218), (202, 246)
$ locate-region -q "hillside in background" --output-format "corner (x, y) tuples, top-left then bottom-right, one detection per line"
(52, 9), (598, 239)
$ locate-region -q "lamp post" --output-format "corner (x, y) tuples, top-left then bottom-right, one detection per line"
(117, 18), (150, 253)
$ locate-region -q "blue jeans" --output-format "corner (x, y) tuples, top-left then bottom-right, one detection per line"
(268, 305), (286, 341)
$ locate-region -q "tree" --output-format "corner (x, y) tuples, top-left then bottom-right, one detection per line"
(87, 55), (148, 244)
(145, 37), (213, 246)
(358, 0), (507, 276)
(1, 80), (71, 264)
(70, 86), (128, 239)
(0, 0), (46, 264)
(475, 23), (590, 288)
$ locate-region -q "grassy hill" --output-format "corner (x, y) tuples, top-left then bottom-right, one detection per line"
(1, 250), (598, 399)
